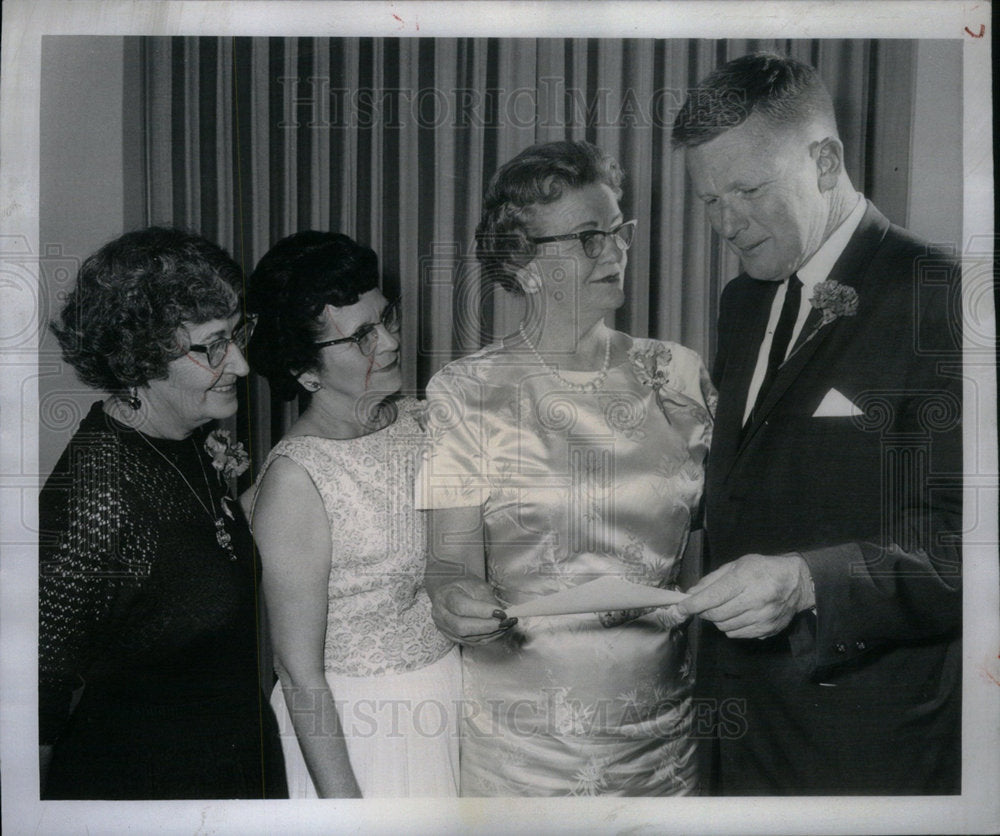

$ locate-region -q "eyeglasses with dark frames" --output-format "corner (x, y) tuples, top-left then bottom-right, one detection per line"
(188, 314), (257, 368)
(315, 298), (401, 356)
(529, 219), (638, 259)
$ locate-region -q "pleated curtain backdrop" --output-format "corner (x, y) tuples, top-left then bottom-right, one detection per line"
(137, 36), (915, 479)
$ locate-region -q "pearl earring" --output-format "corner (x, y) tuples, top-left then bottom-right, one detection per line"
(518, 267), (542, 295)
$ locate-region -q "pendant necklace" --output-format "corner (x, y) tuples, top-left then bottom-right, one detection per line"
(135, 430), (237, 560)
(518, 325), (613, 393)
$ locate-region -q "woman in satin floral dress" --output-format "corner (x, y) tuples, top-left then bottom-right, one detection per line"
(417, 141), (716, 796)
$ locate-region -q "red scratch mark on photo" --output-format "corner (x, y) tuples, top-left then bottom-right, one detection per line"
(391, 11), (417, 30)
(964, 24), (985, 37)
(979, 652), (1000, 687)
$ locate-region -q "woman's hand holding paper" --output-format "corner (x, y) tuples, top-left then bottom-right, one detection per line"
(429, 578), (517, 645)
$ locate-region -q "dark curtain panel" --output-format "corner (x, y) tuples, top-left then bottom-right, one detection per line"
(137, 36), (914, 477)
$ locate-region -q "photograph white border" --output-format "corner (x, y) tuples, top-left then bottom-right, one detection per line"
(1, 2), (995, 833)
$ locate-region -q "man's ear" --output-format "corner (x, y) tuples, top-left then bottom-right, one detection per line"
(515, 262), (543, 294)
(813, 136), (844, 191)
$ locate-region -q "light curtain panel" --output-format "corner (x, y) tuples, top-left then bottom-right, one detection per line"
(135, 36), (916, 463)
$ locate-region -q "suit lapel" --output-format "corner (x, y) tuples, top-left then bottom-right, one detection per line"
(713, 279), (778, 481)
(790, 306), (823, 353)
(737, 202), (892, 452)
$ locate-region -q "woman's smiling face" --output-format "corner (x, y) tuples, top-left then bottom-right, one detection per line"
(521, 182), (628, 320)
(310, 288), (403, 405)
(142, 313), (250, 437)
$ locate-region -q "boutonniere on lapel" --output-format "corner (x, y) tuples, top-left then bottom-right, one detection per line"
(812, 279), (860, 324)
(785, 279), (859, 363)
(204, 429), (250, 482)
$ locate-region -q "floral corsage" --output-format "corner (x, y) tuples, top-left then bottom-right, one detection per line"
(628, 342), (683, 428)
(204, 429), (250, 481)
(628, 342), (672, 391)
(406, 400), (430, 432)
(628, 341), (714, 448)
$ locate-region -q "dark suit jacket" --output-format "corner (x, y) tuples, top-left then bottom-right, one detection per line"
(702, 202), (962, 794)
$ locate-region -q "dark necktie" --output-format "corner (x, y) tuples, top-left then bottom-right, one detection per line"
(753, 273), (802, 414)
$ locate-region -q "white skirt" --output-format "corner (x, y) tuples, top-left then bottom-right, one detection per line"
(271, 647), (462, 797)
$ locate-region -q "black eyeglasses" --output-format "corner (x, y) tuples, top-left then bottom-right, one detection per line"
(529, 219), (637, 259)
(315, 298), (401, 356)
(188, 314), (257, 368)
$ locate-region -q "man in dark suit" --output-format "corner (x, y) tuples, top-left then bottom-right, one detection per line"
(667, 53), (962, 794)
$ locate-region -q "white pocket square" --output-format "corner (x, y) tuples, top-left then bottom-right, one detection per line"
(812, 388), (863, 417)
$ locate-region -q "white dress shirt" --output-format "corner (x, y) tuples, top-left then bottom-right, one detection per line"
(742, 194), (867, 425)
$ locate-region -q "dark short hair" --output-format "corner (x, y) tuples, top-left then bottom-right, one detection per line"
(671, 52), (837, 148)
(475, 140), (624, 295)
(246, 231), (379, 400)
(50, 226), (242, 392)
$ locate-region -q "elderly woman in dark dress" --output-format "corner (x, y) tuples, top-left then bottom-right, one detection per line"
(39, 227), (287, 799)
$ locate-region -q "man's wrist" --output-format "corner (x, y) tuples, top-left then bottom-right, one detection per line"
(795, 554), (816, 612)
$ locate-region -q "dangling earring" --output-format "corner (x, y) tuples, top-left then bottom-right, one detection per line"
(127, 387), (142, 411)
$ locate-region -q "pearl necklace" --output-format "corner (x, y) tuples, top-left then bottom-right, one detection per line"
(135, 431), (237, 561)
(518, 325), (613, 393)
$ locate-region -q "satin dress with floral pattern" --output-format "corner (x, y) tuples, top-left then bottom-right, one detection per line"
(417, 338), (716, 796)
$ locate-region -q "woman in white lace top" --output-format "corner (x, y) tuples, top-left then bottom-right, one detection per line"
(243, 232), (459, 797)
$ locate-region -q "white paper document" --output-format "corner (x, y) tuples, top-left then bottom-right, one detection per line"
(506, 576), (687, 617)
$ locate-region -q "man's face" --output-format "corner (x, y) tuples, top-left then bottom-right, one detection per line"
(686, 115), (832, 281)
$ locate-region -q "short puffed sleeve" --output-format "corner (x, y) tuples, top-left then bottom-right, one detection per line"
(414, 363), (491, 509)
(667, 342), (718, 424)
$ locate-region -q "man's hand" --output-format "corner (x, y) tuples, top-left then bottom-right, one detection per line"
(429, 577), (517, 645)
(665, 553), (815, 639)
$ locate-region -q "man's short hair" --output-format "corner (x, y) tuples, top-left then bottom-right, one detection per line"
(671, 52), (838, 148)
